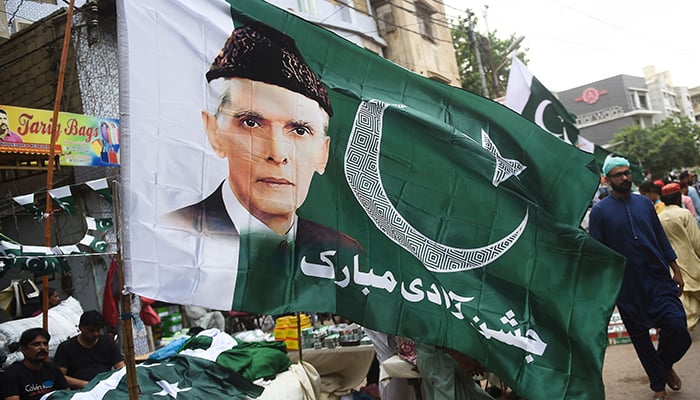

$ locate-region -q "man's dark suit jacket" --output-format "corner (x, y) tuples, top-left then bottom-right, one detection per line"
(161, 182), (364, 314)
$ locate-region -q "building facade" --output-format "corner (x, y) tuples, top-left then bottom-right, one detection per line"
(266, 0), (461, 86)
(688, 86), (700, 124)
(558, 67), (694, 146)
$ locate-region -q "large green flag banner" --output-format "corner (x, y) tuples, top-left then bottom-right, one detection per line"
(118, 1), (624, 399)
(43, 355), (263, 399)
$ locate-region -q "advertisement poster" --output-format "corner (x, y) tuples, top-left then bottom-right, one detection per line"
(0, 105), (120, 167)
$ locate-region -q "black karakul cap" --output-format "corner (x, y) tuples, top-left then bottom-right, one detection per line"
(207, 22), (333, 117)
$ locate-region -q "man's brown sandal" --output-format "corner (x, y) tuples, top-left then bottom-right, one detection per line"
(667, 368), (682, 391)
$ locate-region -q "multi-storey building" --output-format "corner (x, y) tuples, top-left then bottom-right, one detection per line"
(688, 86), (700, 124)
(557, 67), (694, 146)
(265, 0), (461, 86)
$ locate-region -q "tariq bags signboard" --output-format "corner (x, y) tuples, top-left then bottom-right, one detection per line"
(0, 105), (120, 166)
(118, 1), (624, 398)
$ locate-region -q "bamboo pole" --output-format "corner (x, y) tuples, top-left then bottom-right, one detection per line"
(296, 312), (303, 363)
(112, 180), (139, 400)
(42, 0), (75, 330)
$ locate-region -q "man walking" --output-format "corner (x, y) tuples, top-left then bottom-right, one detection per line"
(589, 157), (691, 400)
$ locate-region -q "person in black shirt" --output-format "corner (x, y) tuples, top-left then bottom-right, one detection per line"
(0, 328), (67, 400)
(53, 310), (125, 388)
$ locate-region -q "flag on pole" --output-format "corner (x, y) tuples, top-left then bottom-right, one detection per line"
(506, 57), (645, 181)
(118, 1), (624, 399)
(42, 355), (263, 400)
(506, 57), (581, 147)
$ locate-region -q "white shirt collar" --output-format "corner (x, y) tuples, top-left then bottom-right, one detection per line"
(221, 181), (297, 242)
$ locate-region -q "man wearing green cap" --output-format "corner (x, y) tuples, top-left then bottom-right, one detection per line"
(589, 156), (691, 400)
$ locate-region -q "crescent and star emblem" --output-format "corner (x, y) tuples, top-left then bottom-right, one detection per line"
(534, 100), (572, 144)
(344, 100), (528, 273)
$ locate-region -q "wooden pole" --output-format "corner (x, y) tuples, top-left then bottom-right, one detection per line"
(296, 312), (303, 363)
(112, 180), (139, 400)
(42, 0), (75, 330)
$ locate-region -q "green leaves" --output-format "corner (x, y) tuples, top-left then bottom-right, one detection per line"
(612, 114), (700, 177)
(450, 14), (528, 97)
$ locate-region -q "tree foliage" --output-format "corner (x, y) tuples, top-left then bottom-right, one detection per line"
(450, 13), (528, 98)
(611, 115), (700, 178)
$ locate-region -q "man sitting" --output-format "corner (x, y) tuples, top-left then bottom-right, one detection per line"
(53, 310), (125, 388)
(0, 328), (68, 400)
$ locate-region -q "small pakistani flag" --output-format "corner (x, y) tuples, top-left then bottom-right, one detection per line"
(80, 234), (108, 252)
(85, 178), (113, 204)
(0, 240), (22, 277)
(48, 186), (76, 216)
(13, 245), (66, 276)
(12, 193), (45, 220)
(54, 244), (81, 255)
(42, 355), (262, 400)
(504, 58), (646, 181)
(505, 57), (580, 146)
(85, 216), (114, 231)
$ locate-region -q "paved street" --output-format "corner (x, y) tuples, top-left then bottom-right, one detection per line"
(603, 328), (700, 399)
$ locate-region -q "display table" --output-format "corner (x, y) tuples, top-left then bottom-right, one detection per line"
(288, 344), (375, 398)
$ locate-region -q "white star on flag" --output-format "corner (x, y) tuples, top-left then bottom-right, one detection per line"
(153, 380), (192, 398)
(481, 129), (527, 187)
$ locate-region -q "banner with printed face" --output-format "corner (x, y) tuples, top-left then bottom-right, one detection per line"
(118, 1), (624, 399)
(0, 105), (120, 166)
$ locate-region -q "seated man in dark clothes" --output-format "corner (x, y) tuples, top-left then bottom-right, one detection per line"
(53, 310), (125, 388)
(0, 328), (68, 400)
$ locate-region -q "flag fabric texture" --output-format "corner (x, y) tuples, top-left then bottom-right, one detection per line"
(118, 1), (624, 399)
(41, 355), (263, 400)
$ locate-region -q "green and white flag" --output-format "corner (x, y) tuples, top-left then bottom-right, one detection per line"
(505, 57), (645, 181)
(85, 178), (113, 204)
(119, 1), (625, 399)
(12, 193), (45, 220)
(42, 355), (263, 400)
(79, 234), (108, 252)
(86, 216), (114, 231)
(0, 241), (69, 277)
(48, 185), (76, 216)
(506, 57), (581, 147)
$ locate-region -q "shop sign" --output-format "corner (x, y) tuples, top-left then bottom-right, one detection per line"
(0, 105), (120, 167)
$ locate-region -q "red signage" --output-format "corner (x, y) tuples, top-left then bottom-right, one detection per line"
(575, 88), (608, 105)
